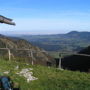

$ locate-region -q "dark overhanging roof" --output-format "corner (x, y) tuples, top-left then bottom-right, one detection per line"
(0, 15), (16, 25)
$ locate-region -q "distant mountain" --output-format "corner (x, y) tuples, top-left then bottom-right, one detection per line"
(0, 34), (54, 66)
(66, 31), (90, 40)
(18, 31), (90, 52)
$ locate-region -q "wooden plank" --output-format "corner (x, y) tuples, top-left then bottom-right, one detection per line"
(59, 52), (90, 57)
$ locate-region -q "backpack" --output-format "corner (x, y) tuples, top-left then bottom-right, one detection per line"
(0, 76), (12, 90)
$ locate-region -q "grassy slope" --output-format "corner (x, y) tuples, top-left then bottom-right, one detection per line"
(0, 60), (90, 90)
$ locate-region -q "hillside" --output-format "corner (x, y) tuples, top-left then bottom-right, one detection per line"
(0, 34), (54, 66)
(19, 31), (90, 52)
(0, 60), (90, 90)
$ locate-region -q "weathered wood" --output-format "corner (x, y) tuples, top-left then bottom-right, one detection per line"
(0, 48), (8, 50)
(0, 15), (15, 25)
(59, 54), (62, 69)
(58, 52), (90, 69)
(8, 49), (11, 61)
(1, 48), (90, 64)
(59, 52), (90, 57)
(31, 50), (34, 65)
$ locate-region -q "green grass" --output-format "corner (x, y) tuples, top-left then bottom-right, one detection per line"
(0, 59), (90, 90)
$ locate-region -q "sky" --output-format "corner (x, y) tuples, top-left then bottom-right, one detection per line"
(0, 0), (90, 35)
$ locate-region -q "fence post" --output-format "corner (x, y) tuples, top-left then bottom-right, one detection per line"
(31, 50), (34, 65)
(59, 53), (62, 69)
(8, 49), (11, 61)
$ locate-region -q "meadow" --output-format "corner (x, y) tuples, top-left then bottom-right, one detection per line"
(0, 59), (90, 90)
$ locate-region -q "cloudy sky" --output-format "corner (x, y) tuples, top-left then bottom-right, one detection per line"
(0, 0), (90, 35)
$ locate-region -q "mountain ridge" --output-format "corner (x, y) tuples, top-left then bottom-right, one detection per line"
(17, 31), (90, 52)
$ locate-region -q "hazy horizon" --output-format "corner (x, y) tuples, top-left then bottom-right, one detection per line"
(1, 30), (90, 36)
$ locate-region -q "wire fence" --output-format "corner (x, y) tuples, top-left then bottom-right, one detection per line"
(57, 52), (90, 69)
(0, 48), (90, 67)
(0, 48), (47, 65)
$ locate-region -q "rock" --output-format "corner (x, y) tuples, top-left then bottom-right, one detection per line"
(15, 65), (19, 70)
(16, 68), (38, 82)
(3, 71), (9, 74)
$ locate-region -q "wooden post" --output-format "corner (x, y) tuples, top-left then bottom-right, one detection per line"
(8, 49), (11, 61)
(59, 53), (62, 69)
(31, 50), (34, 65)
